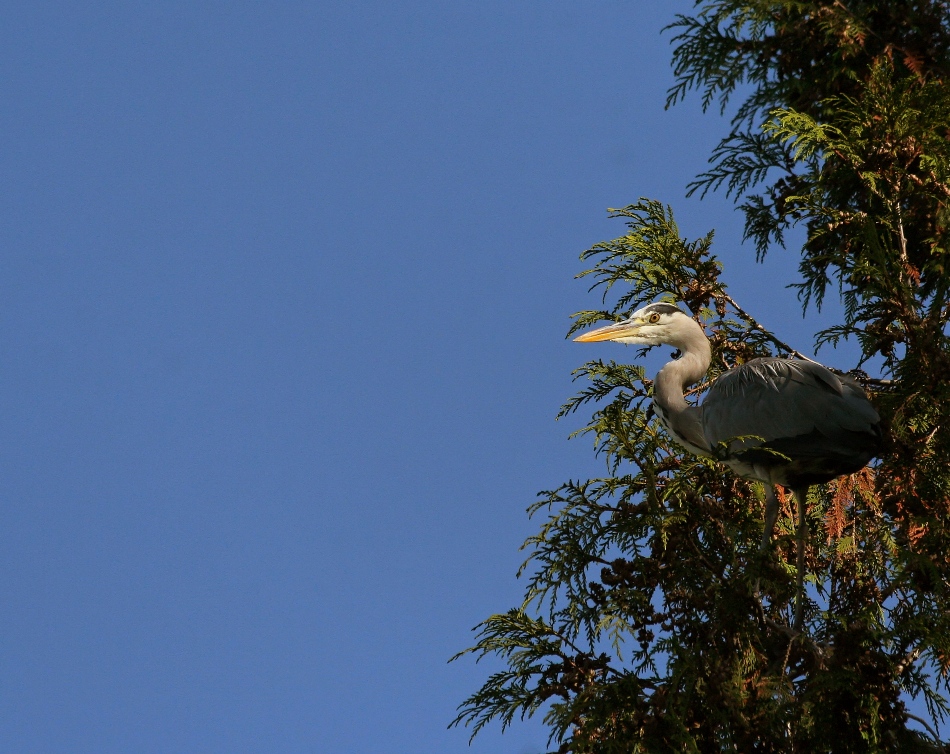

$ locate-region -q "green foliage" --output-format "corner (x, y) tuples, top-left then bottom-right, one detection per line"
(454, 2), (950, 750)
(675, 0), (950, 270)
(667, 0), (950, 124)
(763, 63), (950, 348)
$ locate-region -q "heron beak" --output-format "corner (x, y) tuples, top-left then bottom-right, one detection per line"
(573, 320), (641, 342)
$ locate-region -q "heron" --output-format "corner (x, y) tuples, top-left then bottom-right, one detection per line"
(574, 302), (882, 628)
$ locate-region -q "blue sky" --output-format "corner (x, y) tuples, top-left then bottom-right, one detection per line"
(0, 2), (875, 752)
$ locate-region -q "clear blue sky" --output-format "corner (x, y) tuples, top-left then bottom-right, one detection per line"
(1, 2), (869, 752)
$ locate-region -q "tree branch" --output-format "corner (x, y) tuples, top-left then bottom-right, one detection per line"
(905, 712), (943, 746)
(722, 293), (821, 363)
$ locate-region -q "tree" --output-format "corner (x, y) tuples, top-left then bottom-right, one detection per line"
(452, 2), (950, 751)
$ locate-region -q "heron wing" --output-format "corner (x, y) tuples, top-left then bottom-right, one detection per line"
(701, 358), (881, 485)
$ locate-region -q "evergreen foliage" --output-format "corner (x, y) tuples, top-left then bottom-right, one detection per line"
(453, 2), (950, 750)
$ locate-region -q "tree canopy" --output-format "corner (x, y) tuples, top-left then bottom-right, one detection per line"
(453, 2), (950, 751)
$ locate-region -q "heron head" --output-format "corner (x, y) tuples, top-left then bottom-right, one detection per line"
(573, 302), (693, 347)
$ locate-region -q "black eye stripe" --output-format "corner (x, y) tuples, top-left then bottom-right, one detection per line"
(643, 303), (682, 316)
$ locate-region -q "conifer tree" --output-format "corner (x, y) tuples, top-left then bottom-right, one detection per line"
(453, 2), (950, 750)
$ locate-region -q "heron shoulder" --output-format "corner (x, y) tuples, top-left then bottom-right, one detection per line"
(706, 357), (847, 401)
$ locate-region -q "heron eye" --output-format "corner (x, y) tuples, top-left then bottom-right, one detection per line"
(648, 313), (661, 324)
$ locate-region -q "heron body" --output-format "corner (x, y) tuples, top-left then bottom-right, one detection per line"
(574, 302), (883, 627)
(701, 357), (882, 489)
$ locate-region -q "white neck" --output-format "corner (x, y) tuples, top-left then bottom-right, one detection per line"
(653, 318), (711, 452)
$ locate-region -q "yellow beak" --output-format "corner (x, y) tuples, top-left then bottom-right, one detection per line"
(573, 320), (641, 343)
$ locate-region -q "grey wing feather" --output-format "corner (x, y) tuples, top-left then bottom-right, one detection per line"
(701, 358), (882, 486)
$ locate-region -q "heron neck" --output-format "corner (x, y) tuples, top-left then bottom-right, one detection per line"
(654, 326), (711, 413)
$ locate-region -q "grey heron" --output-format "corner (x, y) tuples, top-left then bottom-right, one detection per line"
(574, 302), (883, 627)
